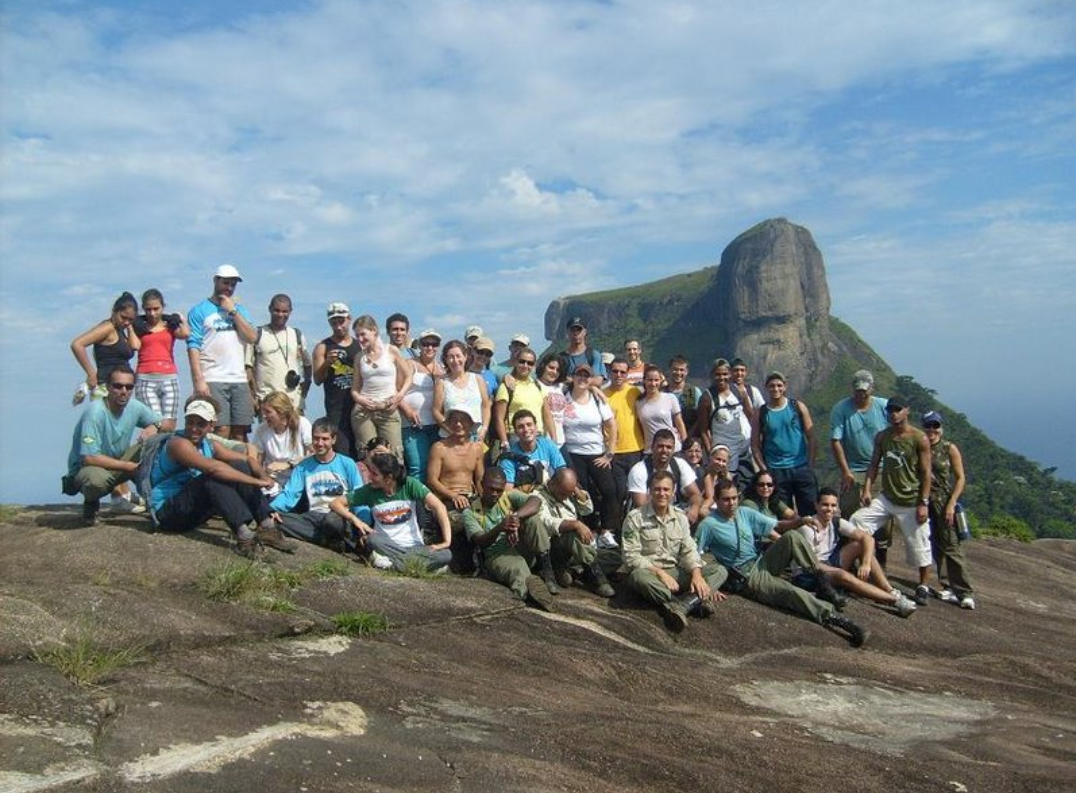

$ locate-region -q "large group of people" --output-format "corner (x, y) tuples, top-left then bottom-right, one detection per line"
(63, 265), (978, 649)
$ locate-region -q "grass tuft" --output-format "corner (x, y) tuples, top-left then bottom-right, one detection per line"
(304, 558), (352, 580)
(34, 636), (147, 687)
(331, 611), (389, 637)
(200, 561), (301, 612)
(393, 554), (443, 580)
(0, 504), (23, 523)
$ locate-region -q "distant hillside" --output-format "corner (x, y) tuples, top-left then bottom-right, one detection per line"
(543, 219), (1076, 539)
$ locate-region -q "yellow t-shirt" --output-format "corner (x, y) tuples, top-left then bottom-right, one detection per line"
(605, 385), (645, 453)
(495, 378), (548, 436)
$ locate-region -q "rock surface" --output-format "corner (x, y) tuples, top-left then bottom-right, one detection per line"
(2, 506), (1075, 793)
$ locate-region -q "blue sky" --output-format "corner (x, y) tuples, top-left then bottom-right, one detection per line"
(2, 0), (1075, 503)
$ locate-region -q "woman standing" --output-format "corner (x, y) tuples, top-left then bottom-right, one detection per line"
(635, 365), (687, 452)
(399, 329), (445, 482)
(70, 292), (142, 403)
(432, 340), (490, 442)
(133, 289), (189, 427)
(561, 362), (619, 548)
(248, 391), (313, 491)
(537, 353), (569, 447)
(922, 410), (975, 610)
(329, 453), (452, 573)
(350, 315), (412, 463)
(492, 347), (553, 451)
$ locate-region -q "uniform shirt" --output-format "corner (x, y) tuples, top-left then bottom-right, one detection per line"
(67, 398), (160, 474)
(186, 298), (254, 383)
(830, 396), (888, 473)
(270, 453), (363, 515)
(621, 503), (701, 573)
(532, 484), (593, 539)
(694, 507), (777, 570)
(462, 490), (533, 560)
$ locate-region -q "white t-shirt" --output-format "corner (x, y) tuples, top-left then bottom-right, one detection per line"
(251, 416), (313, 466)
(799, 515), (859, 562)
(561, 395), (614, 456)
(627, 456), (697, 496)
(636, 392), (683, 451)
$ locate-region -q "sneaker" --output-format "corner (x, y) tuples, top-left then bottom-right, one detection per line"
(913, 585), (931, 606)
(893, 592), (917, 618)
(369, 551), (393, 570)
(255, 520), (295, 553)
(936, 588), (959, 604)
(596, 531), (619, 549)
(109, 498), (146, 515)
(81, 499), (100, 526)
(960, 595), (976, 610)
(72, 382), (90, 406)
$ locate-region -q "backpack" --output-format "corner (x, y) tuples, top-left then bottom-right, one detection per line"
(496, 451), (546, 492)
(135, 432), (174, 528)
(643, 456), (683, 500)
(757, 397), (802, 440)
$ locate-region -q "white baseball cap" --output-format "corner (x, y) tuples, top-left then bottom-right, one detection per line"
(214, 263), (243, 281)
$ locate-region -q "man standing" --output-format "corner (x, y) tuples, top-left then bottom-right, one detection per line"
(605, 357), (647, 529)
(386, 313), (417, 360)
(269, 419), (363, 550)
(664, 355), (703, 438)
(187, 264), (258, 440)
(853, 396), (936, 606)
(464, 468), (557, 610)
(622, 470), (727, 632)
(532, 468), (615, 597)
(491, 333), (529, 384)
(470, 337), (499, 398)
(627, 429), (703, 525)
(311, 302), (358, 457)
(830, 370), (888, 520)
(751, 371), (818, 515)
(623, 339), (646, 388)
(695, 479), (870, 647)
(64, 364), (161, 525)
(245, 294), (312, 415)
(561, 317), (605, 387)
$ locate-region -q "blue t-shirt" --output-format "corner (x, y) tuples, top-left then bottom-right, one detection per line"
(270, 453), (363, 514)
(67, 398), (160, 474)
(830, 396), (888, 472)
(499, 436), (567, 485)
(563, 348), (607, 381)
(760, 400), (808, 468)
(149, 431), (213, 513)
(695, 506), (777, 569)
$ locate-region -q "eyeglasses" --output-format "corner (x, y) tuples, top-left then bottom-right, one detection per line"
(517, 360), (536, 367)
(421, 340), (440, 347)
(109, 382), (135, 391)
(475, 349), (493, 357)
(756, 482), (775, 488)
(923, 422), (942, 429)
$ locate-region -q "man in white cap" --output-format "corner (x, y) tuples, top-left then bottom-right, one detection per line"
(187, 264), (258, 441)
(464, 325), (484, 349)
(312, 302), (358, 457)
(149, 395), (294, 558)
(491, 333), (530, 384)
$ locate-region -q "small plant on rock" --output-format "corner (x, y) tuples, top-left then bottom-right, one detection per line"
(332, 611), (389, 637)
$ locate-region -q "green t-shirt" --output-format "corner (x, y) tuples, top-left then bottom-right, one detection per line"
(462, 490), (532, 560)
(879, 429), (925, 507)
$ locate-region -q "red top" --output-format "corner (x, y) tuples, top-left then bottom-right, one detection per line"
(136, 328), (178, 375)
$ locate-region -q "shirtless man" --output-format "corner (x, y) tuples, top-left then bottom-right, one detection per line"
(426, 408), (485, 572)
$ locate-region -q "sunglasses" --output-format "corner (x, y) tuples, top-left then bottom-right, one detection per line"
(109, 382), (135, 391)
(421, 340), (440, 347)
(756, 481), (775, 488)
(517, 360), (536, 366)
(923, 422), (942, 429)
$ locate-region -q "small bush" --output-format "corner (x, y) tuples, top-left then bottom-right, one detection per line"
(975, 514), (1035, 543)
(394, 554), (444, 580)
(0, 504), (23, 522)
(332, 611), (389, 637)
(200, 561), (301, 611)
(305, 558), (352, 580)
(35, 636), (147, 687)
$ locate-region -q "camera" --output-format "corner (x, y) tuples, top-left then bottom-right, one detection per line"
(164, 313), (182, 331)
(285, 370), (302, 390)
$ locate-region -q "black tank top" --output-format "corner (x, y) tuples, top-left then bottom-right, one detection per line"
(94, 328), (134, 384)
(322, 337), (357, 417)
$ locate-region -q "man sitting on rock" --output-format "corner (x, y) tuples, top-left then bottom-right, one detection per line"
(269, 418), (363, 551)
(627, 429), (702, 524)
(463, 467), (558, 610)
(64, 363), (162, 526)
(791, 487), (917, 618)
(498, 409), (567, 490)
(622, 469), (727, 632)
(695, 478), (871, 647)
(149, 396), (294, 558)
(426, 409), (486, 572)
(532, 467), (615, 598)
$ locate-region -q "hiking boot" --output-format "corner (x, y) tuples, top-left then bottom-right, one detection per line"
(697, 597), (717, 618)
(892, 592), (917, 618)
(825, 614), (870, 648)
(555, 568), (574, 590)
(913, 585), (931, 606)
(960, 595), (976, 610)
(255, 520), (295, 553)
(660, 600), (689, 633)
(537, 553), (561, 595)
(234, 535), (261, 559)
(81, 499), (100, 527)
(936, 588), (959, 604)
(816, 577), (848, 611)
(525, 575), (556, 612)
(583, 563), (615, 598)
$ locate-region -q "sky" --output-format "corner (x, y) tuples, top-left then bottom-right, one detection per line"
(2, 0), (1075, 504)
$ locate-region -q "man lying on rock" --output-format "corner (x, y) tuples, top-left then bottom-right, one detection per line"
(694, 478), (871, 647)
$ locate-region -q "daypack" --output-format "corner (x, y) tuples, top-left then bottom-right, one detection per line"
(134, 432), (174, 528)
(496, 451), (546, 492)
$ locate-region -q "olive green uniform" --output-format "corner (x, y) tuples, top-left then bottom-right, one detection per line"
(463, 490), (547, 599)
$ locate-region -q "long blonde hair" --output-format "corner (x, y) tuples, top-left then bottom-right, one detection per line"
(261, 391), (301, 454)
